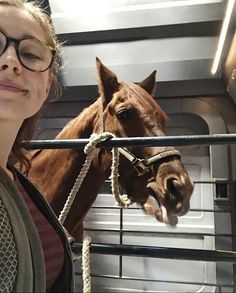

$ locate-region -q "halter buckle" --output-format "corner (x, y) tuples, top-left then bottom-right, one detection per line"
(132, 158), (149, 176)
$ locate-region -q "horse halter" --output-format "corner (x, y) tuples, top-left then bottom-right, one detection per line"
(118, 147), (181, 176)
(118, 147), (181, 198)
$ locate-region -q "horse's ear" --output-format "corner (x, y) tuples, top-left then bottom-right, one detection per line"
(139, 70), (157, 95)
(96, 57), (120, 102)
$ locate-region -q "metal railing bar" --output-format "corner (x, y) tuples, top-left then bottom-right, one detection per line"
(103, 180), (233, 185)
(22, 133), (236, 149)
(84, 228), (235, 238)
(104, 179), (233, 184)
(71, 242), (236, 262)
(194, 180), (234, 184)
(74, 273), (234, 288)
(88, 206), (233, 213)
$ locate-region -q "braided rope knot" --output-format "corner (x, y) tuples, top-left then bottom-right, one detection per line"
(84, 132), (115, 155)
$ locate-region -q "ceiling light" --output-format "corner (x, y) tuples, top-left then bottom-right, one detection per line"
(211, 0), (235, 75)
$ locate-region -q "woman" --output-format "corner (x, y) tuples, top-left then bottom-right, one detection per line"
(0, 0), (74, 292)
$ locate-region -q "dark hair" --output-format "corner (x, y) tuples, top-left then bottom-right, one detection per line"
(0, 0), (63, 171)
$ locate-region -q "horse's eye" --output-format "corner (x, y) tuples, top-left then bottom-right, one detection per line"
(116, 109), (130, 121)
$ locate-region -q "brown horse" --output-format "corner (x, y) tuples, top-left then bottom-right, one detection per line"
(26, 58), (194, 241)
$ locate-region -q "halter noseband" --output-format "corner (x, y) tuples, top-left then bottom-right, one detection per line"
(118, 147), (181, 176)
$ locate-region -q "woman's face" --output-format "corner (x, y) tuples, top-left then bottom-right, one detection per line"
(0, 5), (53, 122)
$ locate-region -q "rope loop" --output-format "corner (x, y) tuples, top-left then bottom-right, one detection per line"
(110, 146), (133, 208)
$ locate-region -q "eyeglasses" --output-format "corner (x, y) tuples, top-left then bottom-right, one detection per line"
(0, 31), (56, 72)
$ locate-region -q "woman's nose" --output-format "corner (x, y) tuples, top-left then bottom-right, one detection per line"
(0, 45), (22, 74)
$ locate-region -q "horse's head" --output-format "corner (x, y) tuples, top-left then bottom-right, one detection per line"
(93, 58), (194, 226)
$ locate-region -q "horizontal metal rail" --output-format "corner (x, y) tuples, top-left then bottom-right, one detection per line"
(71, 243), (236, 262)
(88, 205), (233, 213)
(75, 273), (234, 289)
(22, 133), (236, 149)
(83, 228), (235, 238)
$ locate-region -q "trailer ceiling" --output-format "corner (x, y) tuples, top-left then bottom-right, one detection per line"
(41, 0), (236, 100)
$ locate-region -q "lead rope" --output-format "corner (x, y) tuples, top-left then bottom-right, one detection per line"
(58, 132), (132, 293)
(81, 233), (92, 293)
(58, 132), (132, 225)
(110, 147), (133, 208)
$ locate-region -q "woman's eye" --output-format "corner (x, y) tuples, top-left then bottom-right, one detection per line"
(116, 109), (130, 120)
(21, 51), (41, 60)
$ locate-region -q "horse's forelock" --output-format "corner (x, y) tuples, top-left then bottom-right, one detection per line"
(121, 81), (167, 126)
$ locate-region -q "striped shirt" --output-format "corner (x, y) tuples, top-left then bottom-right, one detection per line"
(14, 175), (64, 290)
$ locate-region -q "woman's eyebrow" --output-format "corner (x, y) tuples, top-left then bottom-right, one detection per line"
(21, 33), (35, 39)
(0, 27), (41, 41)
(16, 33), (40, 41)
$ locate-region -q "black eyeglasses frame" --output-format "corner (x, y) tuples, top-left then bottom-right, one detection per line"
(0, 31), (56, 72)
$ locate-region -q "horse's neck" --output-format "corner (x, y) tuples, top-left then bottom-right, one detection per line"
(28, 98), (105, 202)
(56, 98), (101, 139)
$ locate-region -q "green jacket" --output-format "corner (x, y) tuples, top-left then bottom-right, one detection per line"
(0, 166), (74, 292)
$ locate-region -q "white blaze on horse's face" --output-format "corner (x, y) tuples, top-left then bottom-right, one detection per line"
(96, 57), (194, 227)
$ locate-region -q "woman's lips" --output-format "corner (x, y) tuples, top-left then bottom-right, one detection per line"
(0, 80), (25, 92)
(0, 84), (23, 92)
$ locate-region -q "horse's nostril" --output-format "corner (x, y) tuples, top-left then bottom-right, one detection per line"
(166, 178), (181, 199)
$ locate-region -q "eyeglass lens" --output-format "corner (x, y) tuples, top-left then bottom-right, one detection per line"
(0, 31), (53, 72)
